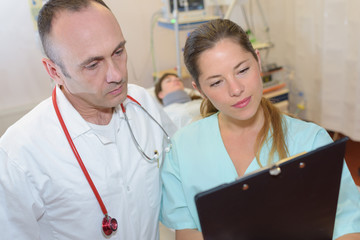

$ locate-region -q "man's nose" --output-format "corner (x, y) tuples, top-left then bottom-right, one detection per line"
(106, 60), (122, 83)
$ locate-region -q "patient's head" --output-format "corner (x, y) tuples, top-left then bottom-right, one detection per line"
(155, 73), (185, 103)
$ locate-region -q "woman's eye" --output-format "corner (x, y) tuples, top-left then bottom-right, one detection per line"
(238, 67), (250, 74)
(210, 80), (221, 87)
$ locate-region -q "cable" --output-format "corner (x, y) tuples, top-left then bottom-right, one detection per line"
(241, 4), (251, 31)
(249, 0), (256, 35)
(255, 0), (270, 42)
(150, 10), (163, 82)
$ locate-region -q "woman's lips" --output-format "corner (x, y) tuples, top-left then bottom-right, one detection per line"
(232, 96), (251, 108)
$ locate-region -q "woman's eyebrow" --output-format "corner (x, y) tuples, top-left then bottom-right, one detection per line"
(204, 59), (250, 81)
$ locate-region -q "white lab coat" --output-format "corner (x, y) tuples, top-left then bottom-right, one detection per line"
(0, 84), (176, 240)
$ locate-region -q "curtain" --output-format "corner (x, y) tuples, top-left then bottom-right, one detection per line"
(319, 0), (360, 141)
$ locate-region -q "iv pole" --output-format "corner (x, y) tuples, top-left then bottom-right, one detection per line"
(172, 0), (182, 78)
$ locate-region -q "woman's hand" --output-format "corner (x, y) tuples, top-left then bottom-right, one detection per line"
(336, 233), (360, 240)
(176, 229), (204, 240)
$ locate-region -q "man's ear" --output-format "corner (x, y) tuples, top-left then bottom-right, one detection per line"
(42, 58), (64, 85)
(192, 81), (206, 99)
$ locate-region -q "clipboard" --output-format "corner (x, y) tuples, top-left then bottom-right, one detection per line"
(195, 138), (348, 240)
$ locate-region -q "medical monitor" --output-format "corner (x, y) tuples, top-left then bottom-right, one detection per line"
(170, 0), (205, 12)
(161, 0), (208, 23)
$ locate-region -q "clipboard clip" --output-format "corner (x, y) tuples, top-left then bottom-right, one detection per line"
(269, 164), (281, 176)
(268, 152), (307, 176)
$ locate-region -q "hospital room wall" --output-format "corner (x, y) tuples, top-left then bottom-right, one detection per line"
(0, 0), (276, 136)
(3, 1), (357, 140)
(0, 0), (272, 136)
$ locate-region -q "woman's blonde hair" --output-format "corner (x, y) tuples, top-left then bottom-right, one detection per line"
(256, 98), (288, 166)
(184, 19), (288, 166)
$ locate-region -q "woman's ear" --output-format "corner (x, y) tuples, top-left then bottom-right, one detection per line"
(42, 58), (64, 85)
(255, 49), (262, 72)
(192, 81), (206, 99)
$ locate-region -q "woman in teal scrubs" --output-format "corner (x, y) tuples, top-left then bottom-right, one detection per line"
(160, 19), (360, 240)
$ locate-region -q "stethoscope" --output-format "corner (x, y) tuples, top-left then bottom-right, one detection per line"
(52, 87), (172, 236)
(120, 95), (172, 163)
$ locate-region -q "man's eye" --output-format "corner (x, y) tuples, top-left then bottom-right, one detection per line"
(115, 49), (123, 55)
(85, 62), (98, 70)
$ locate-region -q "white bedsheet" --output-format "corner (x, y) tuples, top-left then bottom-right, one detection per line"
(163, 99), (202, 129)
(147, 87), (202, 129)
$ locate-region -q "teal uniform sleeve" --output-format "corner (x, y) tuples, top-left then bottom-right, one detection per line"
(307, 128), (360, 238)
(160, 141), (198, 230)
(333, 163), (360, 239)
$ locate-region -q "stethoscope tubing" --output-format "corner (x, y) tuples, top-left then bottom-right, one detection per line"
(52, 86), (171, 227)
(52, 87), (109, 216)
(121, 96), (171, 162)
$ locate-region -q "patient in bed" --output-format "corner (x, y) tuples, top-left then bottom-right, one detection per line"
(154, 73), (202, 129)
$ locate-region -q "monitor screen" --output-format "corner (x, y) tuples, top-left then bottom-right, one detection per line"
(170, 0), (205, 12)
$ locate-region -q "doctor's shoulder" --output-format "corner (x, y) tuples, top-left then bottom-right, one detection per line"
(127, 84), (162, 109)
(0, 98), (54, 145)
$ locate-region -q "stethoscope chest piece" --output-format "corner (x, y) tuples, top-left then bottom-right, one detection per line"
(102, 215), (118, 236)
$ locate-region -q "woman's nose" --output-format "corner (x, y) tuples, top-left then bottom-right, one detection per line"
(228, 78), (244, 97)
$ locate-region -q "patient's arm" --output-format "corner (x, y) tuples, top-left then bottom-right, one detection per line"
(176, 229), (203, 240)
(336, 233), (360, 240)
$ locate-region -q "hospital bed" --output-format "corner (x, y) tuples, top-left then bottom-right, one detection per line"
(147, 87), (202, 129)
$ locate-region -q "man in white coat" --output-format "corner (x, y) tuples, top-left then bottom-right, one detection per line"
(0, 0), (176, 239)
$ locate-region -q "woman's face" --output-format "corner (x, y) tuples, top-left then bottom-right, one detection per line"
(196, 38), (263, 122)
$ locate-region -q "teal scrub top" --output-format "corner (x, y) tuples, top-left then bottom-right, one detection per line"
(161, 113), (360, 239)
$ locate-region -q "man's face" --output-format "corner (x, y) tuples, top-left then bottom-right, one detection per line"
(49, 2), (128, 110)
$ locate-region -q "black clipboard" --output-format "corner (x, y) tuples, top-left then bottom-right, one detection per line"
(195, 138), (348, 240)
